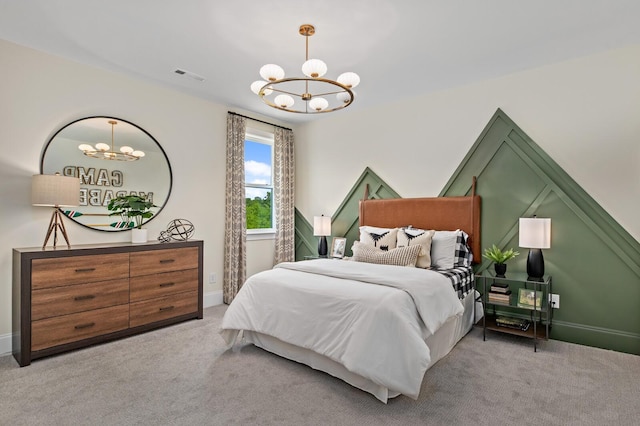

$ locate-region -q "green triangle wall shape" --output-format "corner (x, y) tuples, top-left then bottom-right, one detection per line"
(441, 108), (639, 354)
(294, 109), (639, 354)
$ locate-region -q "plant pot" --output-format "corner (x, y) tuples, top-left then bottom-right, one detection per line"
(131, 228), (148, 244)
(494, 263), (507, 277)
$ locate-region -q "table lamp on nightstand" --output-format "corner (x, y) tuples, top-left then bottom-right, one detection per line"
(32, 173), (80, 249)
(313, 215), (331, 257)
(519, 216), (551, 281)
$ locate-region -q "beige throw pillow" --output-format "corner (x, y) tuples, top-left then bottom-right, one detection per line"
(396, 229), (435, 268)
(352, 241), (422, 267)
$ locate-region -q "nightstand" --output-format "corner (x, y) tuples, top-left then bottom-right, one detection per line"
(479, 272), (552, 351)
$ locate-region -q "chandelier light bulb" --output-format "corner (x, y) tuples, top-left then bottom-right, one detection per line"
(260, 64), (285, 82)
(337, 72), (360, 89)
(309, 97), (329, 111)
(274, 94), (295, 108)
(251, 80), (273, 96)
(120, 146), (134, 154)
(302, 59), (327, 78)
(78, 144), (95, 152)
(95, 143), (110, 152)
(131, 150), (145, 158)
(336, 92), (351, 104)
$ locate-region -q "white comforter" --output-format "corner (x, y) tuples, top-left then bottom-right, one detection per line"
(220, 259), (464, 399)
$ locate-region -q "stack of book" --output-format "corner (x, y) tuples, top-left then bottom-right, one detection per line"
(487, 282), (511, 305)
(495, 316), (531, 332)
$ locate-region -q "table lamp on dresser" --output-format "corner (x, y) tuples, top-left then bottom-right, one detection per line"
(32, 173), (80, 249)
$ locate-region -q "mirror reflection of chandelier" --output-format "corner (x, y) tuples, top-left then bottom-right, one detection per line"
(78, 120), (145, 161)
(250, 24), (361, 114)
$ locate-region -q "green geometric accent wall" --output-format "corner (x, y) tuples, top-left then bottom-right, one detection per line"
(295, 167), (400, 261)
(441, 108), (640, 355)
(295, 109), (639, 355)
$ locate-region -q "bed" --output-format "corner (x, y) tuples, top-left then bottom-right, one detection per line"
(220, 182), (481, 403)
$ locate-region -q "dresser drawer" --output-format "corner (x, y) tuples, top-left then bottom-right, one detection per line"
(130, 269), (198, 302)
(32, 278), (130, 321)
(32, 304), (129, 352)
(32, 253), (130, 290)
(130, 247), (198, 277)
(129, 291), (198, 328)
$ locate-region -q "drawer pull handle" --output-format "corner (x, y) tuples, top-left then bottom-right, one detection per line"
(159, 282), (175, 288)
(74, 295), (96, 301)
(159, 306), (175, 312)
(74, 322), (95, 330)
(159, 259), (175, 264)
(75, 268), (96, 273)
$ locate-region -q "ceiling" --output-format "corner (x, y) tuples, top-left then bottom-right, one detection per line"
(2, 0), (640, 124)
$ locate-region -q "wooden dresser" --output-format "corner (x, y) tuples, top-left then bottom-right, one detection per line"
(12, 240), (203, 367)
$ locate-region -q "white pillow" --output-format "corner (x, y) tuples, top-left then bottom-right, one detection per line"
(396, 229), (435, 268)
(352, 241), (422, 267)
(430, 230), (460, 269)
(358, 226), (398, 251)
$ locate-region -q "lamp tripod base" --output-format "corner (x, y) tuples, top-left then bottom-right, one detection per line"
(43, 208), (71, 249)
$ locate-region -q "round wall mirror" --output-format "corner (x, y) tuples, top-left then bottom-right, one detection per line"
(41, 116), (172, 232)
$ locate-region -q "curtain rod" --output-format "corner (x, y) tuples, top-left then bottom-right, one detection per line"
(227, 111), (292, 131)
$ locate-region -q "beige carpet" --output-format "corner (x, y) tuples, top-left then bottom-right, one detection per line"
(1, 305), (638, 425)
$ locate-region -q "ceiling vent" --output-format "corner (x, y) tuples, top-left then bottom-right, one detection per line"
(174, 68), (205, 82)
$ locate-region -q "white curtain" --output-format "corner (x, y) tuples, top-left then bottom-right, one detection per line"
(223, 114), (247, 304)
(273, 127), (295, 264)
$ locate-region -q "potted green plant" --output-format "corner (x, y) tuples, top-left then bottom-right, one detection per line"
(483, 244), (519, 277)
(107, 195), (156, 243)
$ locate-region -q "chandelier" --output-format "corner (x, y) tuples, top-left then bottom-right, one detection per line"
(250, 24), (360, 114)
(78, 120), (145, 161)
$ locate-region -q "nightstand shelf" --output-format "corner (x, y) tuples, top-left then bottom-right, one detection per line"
(479, 272), (552, 352)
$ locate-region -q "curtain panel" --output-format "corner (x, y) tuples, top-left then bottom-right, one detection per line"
(273, 127), (295, 264)
(223, 114), (247, 304)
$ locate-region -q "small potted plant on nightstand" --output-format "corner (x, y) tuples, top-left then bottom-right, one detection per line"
(107, 195), (156, 243)
(483, 244), (519, 277)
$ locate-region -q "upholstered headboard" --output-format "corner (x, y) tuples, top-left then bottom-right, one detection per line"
(358, 179), (481, 264)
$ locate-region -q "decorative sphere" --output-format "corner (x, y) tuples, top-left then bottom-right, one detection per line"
(166, 219), (195, 241)
(158, 230), (172, 243)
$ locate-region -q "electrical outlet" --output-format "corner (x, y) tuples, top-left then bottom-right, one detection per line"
(550, 293), (560, 309)
(209, 273), (217, 284)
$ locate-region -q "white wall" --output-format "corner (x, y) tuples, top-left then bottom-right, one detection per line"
(295, 45), (640, 244)
(0, 39), (281, 348)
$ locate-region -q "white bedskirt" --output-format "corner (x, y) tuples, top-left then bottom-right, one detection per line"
(240, 290), (482, 403)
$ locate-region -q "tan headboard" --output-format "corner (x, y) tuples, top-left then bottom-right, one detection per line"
(358, 184), (481, 264)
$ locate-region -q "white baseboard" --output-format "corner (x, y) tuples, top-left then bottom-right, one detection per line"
(0, 291), (224, 358)
(0, 332), (11, 357)
(204, 290), (223, 308)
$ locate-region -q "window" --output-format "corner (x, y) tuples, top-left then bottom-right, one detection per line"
(245, 129), (274, 236)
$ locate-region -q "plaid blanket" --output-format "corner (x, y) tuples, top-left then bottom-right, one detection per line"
(433, 267), (474, 300)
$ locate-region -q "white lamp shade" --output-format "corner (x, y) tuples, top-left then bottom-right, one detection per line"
(309, 97), (329, 111)
(32, 174), (80, 207)
(119, 146), (134, 154)
(274, 94), (294, 108)
(313, 215), (331, 236)
(95, 143), (110, 152)
(250, 80), (273, 96)
(519, 217), (551, 249)
(259, 64), (285, 82)
(302, 59), (327, 78)
(337, 72), (360, 88)
(336, 91), (351, 104)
